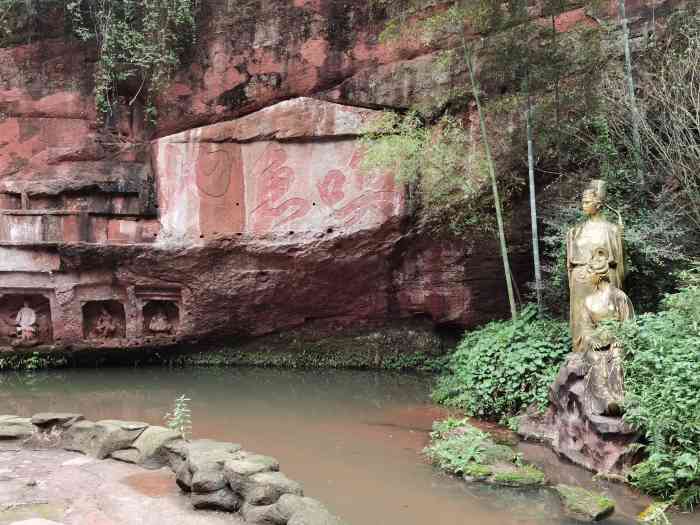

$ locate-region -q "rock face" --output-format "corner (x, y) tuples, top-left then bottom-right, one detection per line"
(517, 354), (639, 473)
(0, 0), (674, 359)
(0, 94), (532, 357)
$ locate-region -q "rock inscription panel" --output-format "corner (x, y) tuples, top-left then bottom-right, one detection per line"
(154, 98), (403, 242)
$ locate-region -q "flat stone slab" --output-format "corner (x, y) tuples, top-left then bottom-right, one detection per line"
(0, 418), (33, 440)
(0, 443), (243, 525)
(30, 414), (84, 428)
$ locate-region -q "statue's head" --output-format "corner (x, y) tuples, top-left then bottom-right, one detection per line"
(587, 247), (611, 287)
(22, 301), (29, 308)
(582, 179), (606, 216)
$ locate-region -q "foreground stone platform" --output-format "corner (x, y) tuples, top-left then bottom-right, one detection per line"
(0, 445), (241, 525)
(0, 414), (343, 525)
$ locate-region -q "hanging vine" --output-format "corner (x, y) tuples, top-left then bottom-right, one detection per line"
(66, 0), (199, 122)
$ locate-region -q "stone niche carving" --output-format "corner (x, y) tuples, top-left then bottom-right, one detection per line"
(143, 300), (179, 336)
(82, 300), (126, 340)
(0, 293), (53, 347)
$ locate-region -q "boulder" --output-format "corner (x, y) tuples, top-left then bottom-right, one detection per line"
(554, 484), (615, 522)
(191, 467), (227, 493)
(244, 472), (303, 506)
(237, 453), (280, 472)
(176, 439), (242, 492)
(191, 487), (241, 512)
(91, 420), (149, 459)
(61, 420), (97, 453)
(0, 416), (33, 440)
(287, 507), (344, 525)
(30, 413), (84, 429)
(240, 502), (288, 524)
(225, 458), (274, 478)
(224, 454), (280, 492)
(110, 426), (183, 469)
(173, 439), (244, 494)
(163, 439), (189, 474)
(489, 465), (546, 488)
(176, 462), (193, 492)
(274, 495), (326, 521)
(517, 354), (639, 473)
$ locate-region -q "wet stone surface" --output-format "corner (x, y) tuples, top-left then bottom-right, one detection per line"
(0, 443), (241, 525)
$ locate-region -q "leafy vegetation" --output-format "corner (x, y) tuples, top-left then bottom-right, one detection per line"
(424, 417), (546, 487)
(360, 111), (496, 236)
(618, 269), (700, 508)
(164, 393), (192, 441)
(540, 8), (700, 315)
(67, 0), (198, 120)
(0, 351), (68, 371)
(432, 305), (570, 422)
(423, 418), (493, 475)
(1, 0), (199, 121)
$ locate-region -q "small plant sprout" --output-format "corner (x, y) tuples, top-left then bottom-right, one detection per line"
(164, 394), (192, 441)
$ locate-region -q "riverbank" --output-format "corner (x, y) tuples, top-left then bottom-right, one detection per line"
(0, 444), (242, 525)
(0, 412), (342, 525)
(0, 321), (451, 372)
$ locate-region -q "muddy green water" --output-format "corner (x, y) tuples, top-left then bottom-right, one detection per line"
(0, 368), (695, 525)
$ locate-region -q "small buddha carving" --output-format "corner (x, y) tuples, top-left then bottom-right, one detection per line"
(149, 310), (172, 335)
(15, 301), (38, 345)
(92, 307), (117, 339)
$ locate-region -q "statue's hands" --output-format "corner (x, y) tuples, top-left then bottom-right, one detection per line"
(588, 337), (607, 351)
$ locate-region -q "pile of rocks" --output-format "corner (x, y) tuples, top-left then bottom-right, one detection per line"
(0, 413), (343, 525)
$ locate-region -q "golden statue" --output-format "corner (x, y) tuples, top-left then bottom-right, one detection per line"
(567, 180), (625, 352)
(578, 249), (634, 416)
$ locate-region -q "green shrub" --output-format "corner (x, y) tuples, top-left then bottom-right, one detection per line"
(620, 273), (700, 507)
(423, 418), (491, 475)
(432, 305), (570, 422)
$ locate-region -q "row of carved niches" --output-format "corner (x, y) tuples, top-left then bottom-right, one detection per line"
(82, 300), (180, 340)
(0, 191), (143, 214)
(0, 211), (160, 244)
(0, 294), (53, 347)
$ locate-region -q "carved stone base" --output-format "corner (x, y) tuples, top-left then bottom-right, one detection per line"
(517, 353), (639, 473)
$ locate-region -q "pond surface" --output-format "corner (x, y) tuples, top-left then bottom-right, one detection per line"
(0, 367), (694, 525)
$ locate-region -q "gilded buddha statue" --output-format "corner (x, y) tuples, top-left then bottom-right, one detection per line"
(567, 180), (625, 352)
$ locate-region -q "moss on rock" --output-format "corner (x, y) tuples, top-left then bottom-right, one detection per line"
(490, 465), (546, 488)
(554, 484), (615, 522)
(462, 462), (493, 480)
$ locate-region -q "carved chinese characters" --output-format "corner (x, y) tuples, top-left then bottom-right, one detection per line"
(153, 99), (403, 242)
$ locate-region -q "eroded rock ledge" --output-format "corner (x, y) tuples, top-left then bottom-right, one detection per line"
(0, 413), (344, 525)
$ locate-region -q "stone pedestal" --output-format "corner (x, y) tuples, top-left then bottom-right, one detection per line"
(517, 353), (639, 473)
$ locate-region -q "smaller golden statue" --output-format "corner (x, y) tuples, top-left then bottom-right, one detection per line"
(578, 249), (634, 416)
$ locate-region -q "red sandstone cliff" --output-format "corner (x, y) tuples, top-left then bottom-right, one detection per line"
(0, 0), (674, 356)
